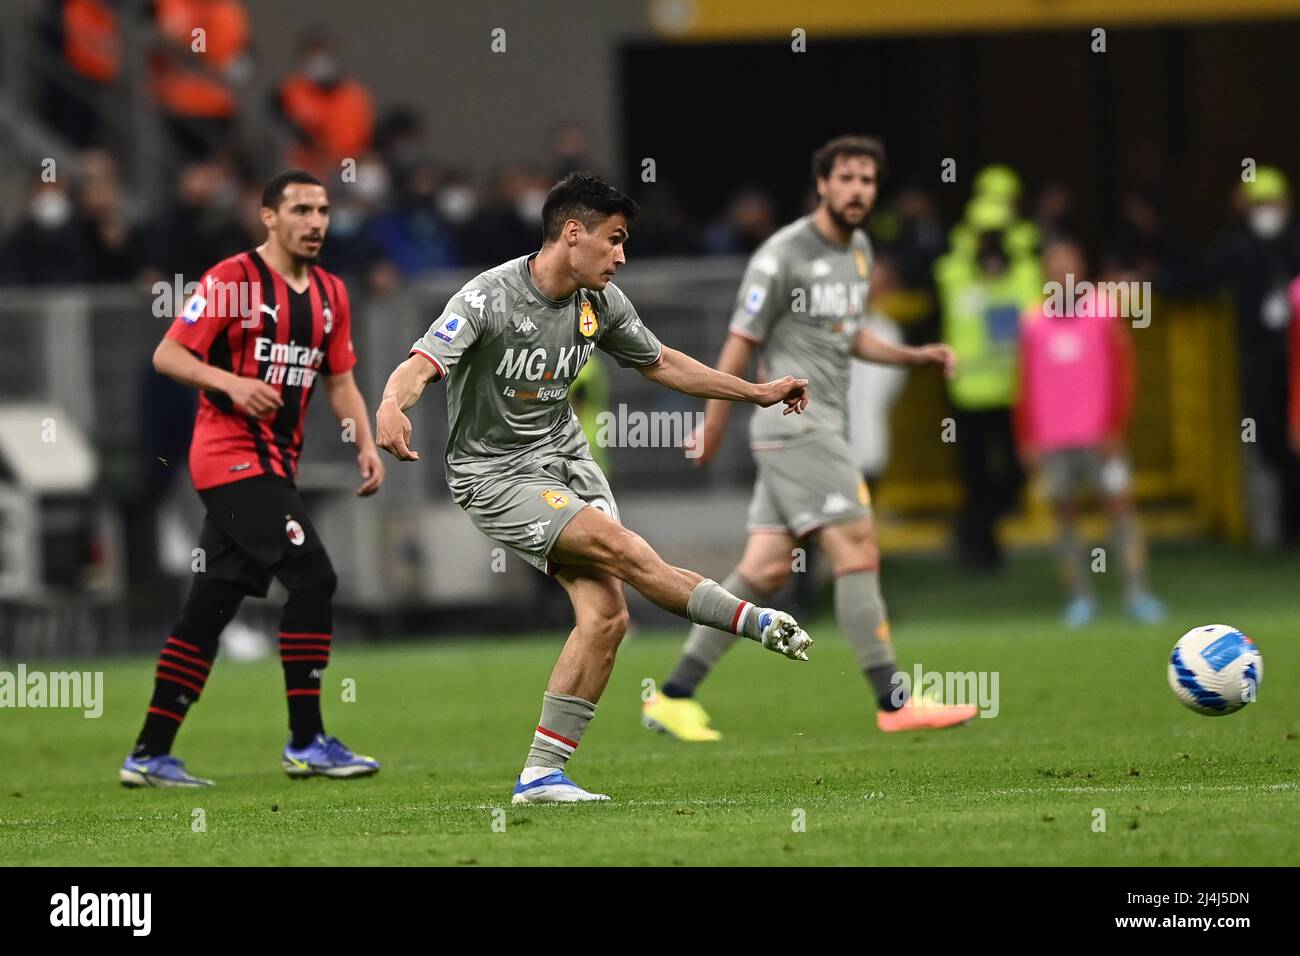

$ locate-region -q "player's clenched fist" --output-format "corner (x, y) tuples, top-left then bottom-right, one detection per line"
(755, 375), (810, 416)
(376, 399), (420, 461)
(226, 376), (283, 418)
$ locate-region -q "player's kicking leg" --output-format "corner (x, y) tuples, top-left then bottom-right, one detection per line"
(551, 507), (812, 663)
(511, 506), (812, 803)
(818, 518), (975, 732)
(645, 529), (796, 741)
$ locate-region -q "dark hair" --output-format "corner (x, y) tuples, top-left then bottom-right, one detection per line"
(261, 170), (323, 210)
(811, 135), (887, 183)
(542, 172), (638, 242)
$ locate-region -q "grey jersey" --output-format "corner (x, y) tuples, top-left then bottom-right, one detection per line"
(729, 217), (872, 446)
(411, 254), (663, 502)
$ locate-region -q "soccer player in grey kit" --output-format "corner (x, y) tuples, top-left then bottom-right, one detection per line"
(646, 135), (980, 741)
(376, 173), (813, 803)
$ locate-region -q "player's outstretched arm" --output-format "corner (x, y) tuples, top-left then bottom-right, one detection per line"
(152, 337), (283, 417)
(639, 345), (809, 415)
(852, 326), (957, 378)
(376, 354), (440, 462)
(324, 371), (385, 496)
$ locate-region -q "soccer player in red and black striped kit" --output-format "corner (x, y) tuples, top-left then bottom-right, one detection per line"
(120, 171), (385, 787)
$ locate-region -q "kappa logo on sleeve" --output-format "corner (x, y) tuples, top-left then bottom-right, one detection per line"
(181, 294), (207, 325)
(743, 284), (767, 315)
(460, 289), (487, 314)
(434, 313), (468, 343)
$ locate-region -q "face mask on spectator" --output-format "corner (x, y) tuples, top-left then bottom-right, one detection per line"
(31, 190), (72, 230)
(516, 189), (546, 225)
(1248, 205), (1287, 239)
(302, 52), (342, 86)
(438, 185), (478, 224)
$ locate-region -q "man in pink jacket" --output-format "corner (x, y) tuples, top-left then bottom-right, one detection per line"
(1014, 239), (1166, 627)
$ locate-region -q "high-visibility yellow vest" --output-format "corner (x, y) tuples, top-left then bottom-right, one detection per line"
(934, 245), (1042, 409)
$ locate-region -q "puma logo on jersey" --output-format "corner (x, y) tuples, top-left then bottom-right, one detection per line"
(259, 302), (280, 324)
(526, 519), (551, 543)
(515, 316), (538, 333)
(811, 259), (833, 277)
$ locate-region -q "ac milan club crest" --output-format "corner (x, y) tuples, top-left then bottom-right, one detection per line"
(285, 516), (306, 546)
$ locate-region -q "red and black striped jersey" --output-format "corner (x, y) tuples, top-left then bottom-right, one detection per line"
(165, 249), (356, 490)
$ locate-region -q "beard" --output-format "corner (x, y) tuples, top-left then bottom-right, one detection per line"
(292, 238), (323, 264)
(827, 201), (869, 234)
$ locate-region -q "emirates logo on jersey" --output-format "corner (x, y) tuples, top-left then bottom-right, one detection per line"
(255, 337), (325, 387)
(285, 517), (306, 547)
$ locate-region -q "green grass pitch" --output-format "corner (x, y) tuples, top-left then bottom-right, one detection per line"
(2, 544), (1297, 866)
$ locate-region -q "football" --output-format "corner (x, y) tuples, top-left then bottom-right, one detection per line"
(1167, 625), (1263, 716)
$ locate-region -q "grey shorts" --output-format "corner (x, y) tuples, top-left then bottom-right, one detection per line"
(1040, 447), (1132, 503)
(747, 432), (872, 538)
(461, 455), (619, 574)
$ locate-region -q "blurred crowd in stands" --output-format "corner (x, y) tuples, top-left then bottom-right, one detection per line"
(7, 0), (1300, 581)
(6, 0), (788, 292)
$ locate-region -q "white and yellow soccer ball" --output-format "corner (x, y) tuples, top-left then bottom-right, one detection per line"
(1167, 625), (1262, 716)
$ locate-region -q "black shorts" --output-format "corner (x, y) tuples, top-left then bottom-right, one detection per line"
(196, 474), (325, 597)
